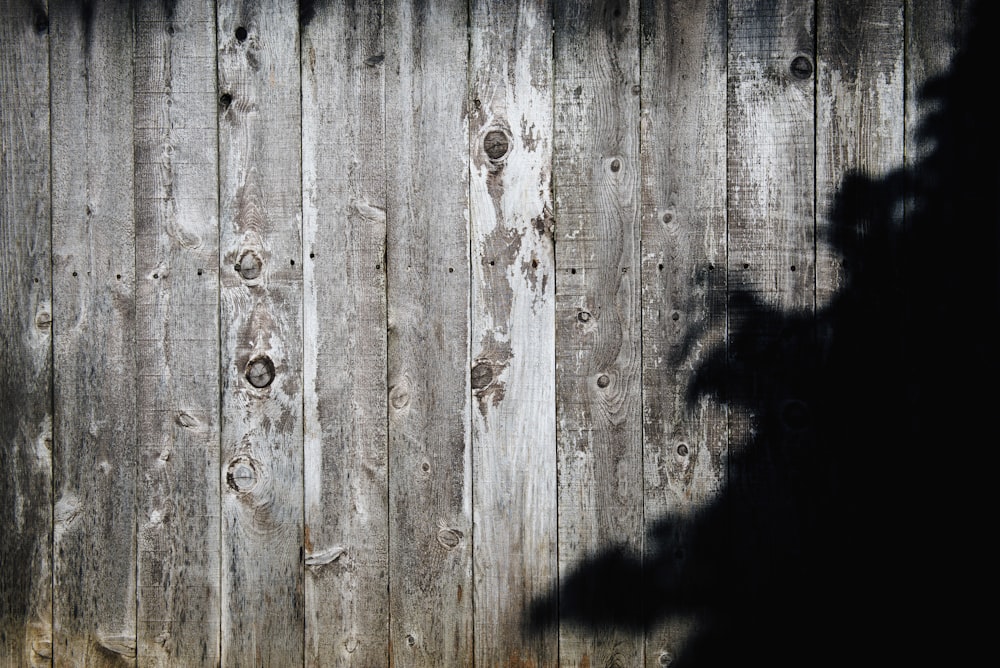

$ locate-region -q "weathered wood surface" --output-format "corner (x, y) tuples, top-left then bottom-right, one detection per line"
(639, 0), (728, 663)
(469, 0), (557, 665)
(553, 0), (644, 665)
(216, 0), (304, 664)
(134, 1), (221, 665)
(301, 1), (388, 665)
(725, 0), (815, 611)
(50, 0), (137, 664)
(0, 2), (52, 666)
(385, 1), (473, 665)
(0, 2), (986, 665)
(816, 0), (904, 306)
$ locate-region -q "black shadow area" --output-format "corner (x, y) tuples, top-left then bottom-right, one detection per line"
(528, 1), (999, 665)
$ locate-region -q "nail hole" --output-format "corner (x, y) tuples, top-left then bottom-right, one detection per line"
(290, 259), (295, 266)
(375, 264), (381, 270)
(743, 263), (750, 269)
(448, 267), (454, 273)
(235, 26), (248, 42)
(33, 277), (39, 283)
(309, 252), (315, 259)
(672, 312), (680, 321)
(116, 274), (121, 280)
(153, 273), (159, 279)
(570, 268), (576, 274)
(197, 269), (203, 275)
(790, 265), (796, 271)
(72, 271), (77, 277)
(658, 263), (663, 271)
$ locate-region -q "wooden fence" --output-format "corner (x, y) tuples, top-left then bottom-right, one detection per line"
(2, 0), (992, 666)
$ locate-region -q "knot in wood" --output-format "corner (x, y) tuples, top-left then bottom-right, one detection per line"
(470, 362), (493, 389)
(237, 250), (261, 280)
(676, 443), (689, 457)
(578, 310), (591, 323)
(610, 158), (621, 172)
(484, 130), (509, 161)
(245, 355), (275, 388)
(227, 456), (258, 493)
(436, 527), (463, 550)
(790, 55), (813, 79)
(597, 374), (610, 388)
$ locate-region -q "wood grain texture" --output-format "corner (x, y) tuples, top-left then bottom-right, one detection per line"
(385, 1), (473, 665)
(725, 0), (815, 654)
(816, 0), (904, 306)
(553, 0), (643, 665)
(639, 0), (727, 664)
(469, 0), (557, 665)
(904, 0), (971, 171)
(216, 1), (303, 664)
(0, 1), (52, 665)
(49, 0), (137, 664)
(301, 2), (388, 665)
(134, 1), (221, 665)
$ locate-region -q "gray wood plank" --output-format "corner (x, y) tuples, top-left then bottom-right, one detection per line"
(216, 1), (303, 664)
(0, 1), (53, 665)
(553, 0), (644, 664)
(905, 0), (972, 171)
(49, 0), (137, 664)
(134, 1), (221, 665)
(816, 0), (904, 306)
(469, 0), (557, 665)
(639, 0), (728, 664)
(385, 1), (473, 665)
(724, 0), (816, 662)
(301, 2), (389, 665)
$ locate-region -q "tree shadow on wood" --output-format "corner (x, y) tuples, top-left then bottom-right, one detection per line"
(528, 1), (998, 665)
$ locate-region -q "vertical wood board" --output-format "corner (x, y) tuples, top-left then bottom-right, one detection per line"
(639, 0), (728, 664)
(134, 0), (221, 665)
(469, 0), (557, 665)
(0, 1), (53, 665)
(50, 0), (137, 664)
(553, 0), (644, 664)
(385, 0), (473, 665)
(216, 0), (304, 664)
(301, 1), (389, 665)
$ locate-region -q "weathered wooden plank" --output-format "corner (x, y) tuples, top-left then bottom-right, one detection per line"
(816, 0), (904, 306)
(553, 0), (643, 664)
(134, 1), (221, 665)
(905, 0), (972, 171)
(723, 0), (816, 664)
(49, 0), (137, 664)
(385, 0), (473, 665)
(301, 2), (388, 665)
(469, 0), (557, 665)
(0, 2), (52, 665)
(216, 1), (303, 664)
(639, 0), (727, 664)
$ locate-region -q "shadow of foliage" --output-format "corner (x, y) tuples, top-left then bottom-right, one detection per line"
(528, 1), (998, 665)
